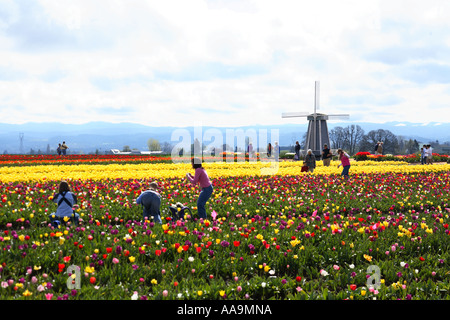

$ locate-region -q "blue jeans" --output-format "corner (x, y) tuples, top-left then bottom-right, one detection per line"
(341, 165), (350, 178)
(197, 185), (213, 219)
(143, 211), (162, 224)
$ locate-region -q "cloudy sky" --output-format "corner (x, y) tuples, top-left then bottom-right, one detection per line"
(1, 0), (450, 127)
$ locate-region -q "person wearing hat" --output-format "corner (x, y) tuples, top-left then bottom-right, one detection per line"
(304, 149), (316, 173)
(135, 181), (162, 224)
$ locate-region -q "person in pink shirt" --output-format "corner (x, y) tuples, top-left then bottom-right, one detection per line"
(337, 148), (351, 179)
(186, 157), (213, 219)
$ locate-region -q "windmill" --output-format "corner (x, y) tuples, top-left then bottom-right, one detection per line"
(282, 81), (349, 157)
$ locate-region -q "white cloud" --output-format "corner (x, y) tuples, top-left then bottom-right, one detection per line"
(0, 0), (450, 126)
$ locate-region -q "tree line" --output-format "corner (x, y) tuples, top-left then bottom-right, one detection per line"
(328, 125), (420, 155)
(297, 125), (429, 156)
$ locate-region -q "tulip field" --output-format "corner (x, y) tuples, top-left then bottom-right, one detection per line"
(1, 155), (450, 300)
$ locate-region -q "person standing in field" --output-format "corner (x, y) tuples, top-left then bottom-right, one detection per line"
(337, 148), (351, 179)
(322, 144), (331, 167)
(427, 144), (433, 165)
(186, 157), (213, 220)
(274, 141), (280, 161)
(61, 141), (69, 155)
(304, 149), (316, 173)
(376, 142), (383, 155)
(420, 147), (425, 165)
(422, 145), (428, 165)
(294, 141), (301, 161)
(57, 144), (62, 156)
(248, 142), (254, 158)
(135, 181), (162, 224)
(49, 181), (79, 227)
(267, 143), (272, 158)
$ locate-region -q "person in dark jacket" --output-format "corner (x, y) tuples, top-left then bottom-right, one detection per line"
(304, 149), (316, 173)
(322, 144), (331, 166)
(267, 143), (272, 157)
(294, 141), (301, 161)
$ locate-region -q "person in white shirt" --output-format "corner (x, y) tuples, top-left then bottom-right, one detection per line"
(426, 144), (433, 165)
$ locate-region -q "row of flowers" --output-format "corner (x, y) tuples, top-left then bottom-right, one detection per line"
(0, 161), (450, 299)
(354, 152), (450, 163)
(2, 160), (450, 184)
(0, 154), (174, 166)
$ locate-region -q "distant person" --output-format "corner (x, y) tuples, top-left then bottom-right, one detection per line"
(294, 141), (300, 161)
(49, 181), (79, 227)
(337, 148), (351, 179)
(322, 144), (332, 167)
(61, 141), (69, 155)
(274, 141), (280, 161)
(376, 142), (383, 155)
(304, 149), (316, 173)
(248, 142), (253, 157)
(422, 145), (428, 165)
(420, 147), (425, 165)
(267, 143), (272, 158)
(375, 141), (383, 155)
(57, 144), (62, 156)
(427, 144), (433, 165)
(186, 157), (213, 220)
(135, 181), (162, 224)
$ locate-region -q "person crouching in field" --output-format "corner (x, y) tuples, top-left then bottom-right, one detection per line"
(135, 181), (162, 224)
(337, 148), (351, 179)
(304, 149), (316, 173)
(49, 181), (79, 227)
(186, 157), (213, 220)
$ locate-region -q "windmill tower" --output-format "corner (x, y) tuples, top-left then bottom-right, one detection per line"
(282, 81), (349, 157)
(19, 133), (24, 154)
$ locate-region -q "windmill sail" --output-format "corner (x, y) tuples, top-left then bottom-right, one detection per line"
(314, 81), (320, 112)
(282, 112), (309, 118)
(281, 81), (350, 155)
(328, 114), (350, 120)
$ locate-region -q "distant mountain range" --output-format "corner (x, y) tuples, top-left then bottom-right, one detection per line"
(1, 121), (449, 154)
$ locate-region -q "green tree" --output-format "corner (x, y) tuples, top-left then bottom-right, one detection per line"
(147, 139), (161, 151)
(123, 145), (131, 152)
